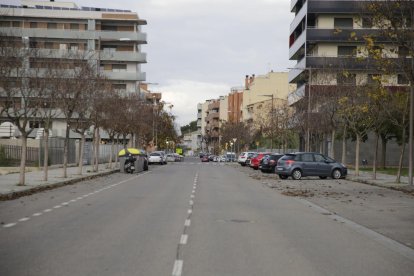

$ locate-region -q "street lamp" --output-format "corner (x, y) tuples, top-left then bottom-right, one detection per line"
(260, 94), (275, 152)
(288, 67), (312, 152)
(232, 138), (237, 161)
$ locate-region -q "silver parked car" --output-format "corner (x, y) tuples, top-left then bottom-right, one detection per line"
(276, 152), (347, 180)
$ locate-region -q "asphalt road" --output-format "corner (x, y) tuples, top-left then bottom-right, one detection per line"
(1, 157), (414, 275)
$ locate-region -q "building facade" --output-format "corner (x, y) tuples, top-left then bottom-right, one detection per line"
(242, 72), (295, 125)
(0, 0), (147, 137)
(288, 0), (409, 154)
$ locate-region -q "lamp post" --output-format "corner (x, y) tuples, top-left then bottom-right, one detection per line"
(232, 137), (237, 161)
(288, 67), (312, 152)
(260, 94), (275, 152)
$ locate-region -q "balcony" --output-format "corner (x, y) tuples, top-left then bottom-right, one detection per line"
(288, 56), (307, 83)
(104, 71), (146, 81)
(290, 1), (307, 34)
(308, 1), (365, 14)
(305, 56), (406, 71)
(289, 30), (306, 60)
(0, 27), (147, 43)
(100, 51), (147, 63)
(206, 112), (219, 122)
(307, 28), (388, 43)
(287, 84), (306, 106)
(208, 101), (220, 110)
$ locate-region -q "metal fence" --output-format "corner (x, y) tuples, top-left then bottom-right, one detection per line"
(1, 145), (39, 164)
(0, 139), (136, 166)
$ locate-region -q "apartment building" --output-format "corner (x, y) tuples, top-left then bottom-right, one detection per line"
(205, 99), (220, 153)
(227, 87), (243, 123)
(242, 72), (294, 125)
(288, 0), (409, 152)
(0, 0), (147, 137)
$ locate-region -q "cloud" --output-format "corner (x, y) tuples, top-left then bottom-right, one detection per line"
(158, 79), (230, 125)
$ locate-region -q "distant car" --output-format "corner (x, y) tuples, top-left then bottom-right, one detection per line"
(173, 153), (183, 162)
(238, 151), (255, 166)
(276, 152), (347, 180)
(166, 154), (176, 162)
(219, 155), (226, 162)
(153, 151), (167, 164)
(260, 154), (284, 173)
(148, 152), (164, 165)
(250, 152), (271, 170)
(201, 155), (209, 162)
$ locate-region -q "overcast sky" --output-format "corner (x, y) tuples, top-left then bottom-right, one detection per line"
(4, 0), (295, 126)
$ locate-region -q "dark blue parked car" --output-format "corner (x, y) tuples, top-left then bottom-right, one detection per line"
(276, 152), (347, 180)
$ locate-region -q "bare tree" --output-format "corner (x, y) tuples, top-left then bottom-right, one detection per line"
(0, 34), (47, 185)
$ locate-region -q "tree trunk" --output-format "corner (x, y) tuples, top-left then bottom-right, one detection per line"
(109, 137), (114, 169)
(373, 133), (379, 180)
(63, 122), (70, 178)
(330, 129), (336, 158)
(18, 134), (28, 186)
(78, 133), (85, 175)
(43, 129), (49, 181)
(341, 125), (347, 165)
(355, 133), (361, 176)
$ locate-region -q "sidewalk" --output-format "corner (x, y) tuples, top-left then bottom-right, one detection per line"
(347, 169), (414, 195)
(0, 164), (119, 200)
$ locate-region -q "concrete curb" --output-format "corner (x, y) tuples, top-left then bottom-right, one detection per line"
(0, 169), (120, 201)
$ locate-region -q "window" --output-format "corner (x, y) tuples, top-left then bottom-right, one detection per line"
(368, 74), (381, 84)
(112, 83), (127, 91)
(398, 74), (409, 85)
(0, 21), (10, 27)
(70, 23), (79, 30)
(338, 46), (356, 57)
(70, 43), (79, 51)
(362, 17), (372, 28)
(47, 23), (57, 29)
(314, 154), (327, 162)
(334, 18), (353, 28)
(44, 42), (54, 49)
(112, 64), (127, 72)
(398, 46), (409, 58)
(369, 45), (383, 57)
(301, 153), (314, 162)
(30, 22), (37, 28)
(337, 73), (356, 85)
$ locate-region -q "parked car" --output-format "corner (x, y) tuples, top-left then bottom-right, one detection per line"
(238, 151), (255, 166)
(148, 152), (165, 165)
(225, 152), (236, 162)
(201, 155), (209, 162)
(219, 155), (226, 162)
(250, 152), (271, 170)
(245, 152), (257, 166)
(276, 152), (347, 180)
(260, 154), (284, 173)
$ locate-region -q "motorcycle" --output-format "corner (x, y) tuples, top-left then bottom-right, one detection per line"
(124, 154), (137, 174)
